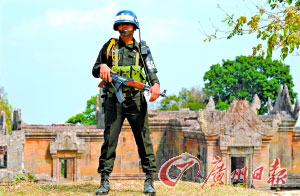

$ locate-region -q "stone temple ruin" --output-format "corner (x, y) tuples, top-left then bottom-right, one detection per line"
(0, 85), (300, 189)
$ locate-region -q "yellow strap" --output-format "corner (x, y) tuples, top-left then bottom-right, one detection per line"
(106, 39), (116, 60)
(114, 44), (119, 67)
(135, 51), (139, 66)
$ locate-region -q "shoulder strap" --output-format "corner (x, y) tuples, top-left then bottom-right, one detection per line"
(114, 42), (119, 67)
(135, 51), (140, 66)
(106, 38), (116, 60)
(137, 42), (152, 86)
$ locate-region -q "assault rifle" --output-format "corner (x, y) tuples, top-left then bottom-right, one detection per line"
(98, 73), (167, 103)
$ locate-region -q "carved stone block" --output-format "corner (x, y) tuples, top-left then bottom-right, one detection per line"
(50, 132), (85, 156)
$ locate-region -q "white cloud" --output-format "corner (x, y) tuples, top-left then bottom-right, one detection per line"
(45, 2), (117, 31)
(141, 17), (182, 45)
(5, 1), (182, 45)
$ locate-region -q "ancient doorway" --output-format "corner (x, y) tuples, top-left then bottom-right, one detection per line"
(60, 158), (74, 181)
(231, 157), (247, 186)
(0, 146), (7, 169)
(50, 132), (85, 181)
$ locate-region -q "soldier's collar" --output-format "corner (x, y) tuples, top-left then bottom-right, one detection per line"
(118, 37), (139, 50)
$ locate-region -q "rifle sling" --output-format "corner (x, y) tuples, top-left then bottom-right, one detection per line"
(114, 43), (119, 67)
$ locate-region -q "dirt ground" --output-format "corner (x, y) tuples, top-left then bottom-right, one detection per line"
(1, 180), (299, 196)
(269, 189), (300, 196)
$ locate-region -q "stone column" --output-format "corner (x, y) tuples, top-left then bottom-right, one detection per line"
(0, 111), (8, 135)
(51, 155), (58, 181)
(253, 138), (272, 190)
(247, 152), (253, 188)
(220, 147), (229, 185)
(12, 109), (22, 131)
(74, 157), (79, 181)
(250, 147), (260, 187)
(75, 153), (83, 181)
(56, 157), (61, 181)
(205, 136), (219, 176)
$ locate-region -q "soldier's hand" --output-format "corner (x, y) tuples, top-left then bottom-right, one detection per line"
(148, 83), (160, 102)
(100, 64), (116, 82)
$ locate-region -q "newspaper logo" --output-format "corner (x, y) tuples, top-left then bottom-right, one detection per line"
(158, 152), (202, 187)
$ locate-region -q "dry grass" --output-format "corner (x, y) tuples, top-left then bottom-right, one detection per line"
(0, 180), (274, 196)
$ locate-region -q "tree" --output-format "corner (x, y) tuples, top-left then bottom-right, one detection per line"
(205, 0), (300, 60)
(203, 55), (297, 113)
(159, 87), (207, 111)
(66, 95), (98, 125)
(159, 95), (180, 111)
(0, 87), (12, 132)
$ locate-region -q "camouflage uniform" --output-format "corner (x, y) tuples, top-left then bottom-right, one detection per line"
(92, 38), (159, 175)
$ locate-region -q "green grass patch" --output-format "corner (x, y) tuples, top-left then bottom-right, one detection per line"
(0, 180), (273, 196)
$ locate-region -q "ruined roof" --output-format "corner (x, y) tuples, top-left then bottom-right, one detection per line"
(270, 85), (300, 120)
(198, 98), (281, 137)
(148, 109), (200, 132)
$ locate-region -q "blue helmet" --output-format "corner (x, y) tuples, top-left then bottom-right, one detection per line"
(113, 10), (139, 31)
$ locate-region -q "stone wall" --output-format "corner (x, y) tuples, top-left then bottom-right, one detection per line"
(0, 108), (23, 179)
(0, 131), (25, 182)
(7, 131), (25, 172)
(267, 85), (300, 187)
(23, 125), (102, 181)
(148, 109), (204, 181)
(18, 109), (204, 182)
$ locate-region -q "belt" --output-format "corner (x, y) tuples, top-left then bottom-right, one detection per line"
(123, 92), (136, 97)
(107, 91), (140, 98)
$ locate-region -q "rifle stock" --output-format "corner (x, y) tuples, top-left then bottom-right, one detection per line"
(126, 81), (145, 90)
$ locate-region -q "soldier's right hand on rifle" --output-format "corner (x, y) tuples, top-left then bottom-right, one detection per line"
(100, 64), (116, 82)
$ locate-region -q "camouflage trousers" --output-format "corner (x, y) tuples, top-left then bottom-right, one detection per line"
(98, 92), (156, 174)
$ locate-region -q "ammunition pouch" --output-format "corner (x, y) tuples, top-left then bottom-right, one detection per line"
(107, 65), (146, 93)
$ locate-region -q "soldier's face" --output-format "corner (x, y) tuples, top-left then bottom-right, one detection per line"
(118, 23), (134, 36)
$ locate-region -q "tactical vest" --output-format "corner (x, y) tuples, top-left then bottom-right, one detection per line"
(106, 38), (146, 93)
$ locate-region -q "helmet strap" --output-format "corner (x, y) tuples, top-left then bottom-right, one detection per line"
(119, 30), (133, 36)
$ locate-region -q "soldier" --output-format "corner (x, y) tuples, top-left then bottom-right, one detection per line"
(92, 10), (161, 195)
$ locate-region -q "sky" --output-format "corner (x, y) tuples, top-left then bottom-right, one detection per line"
(0, 0), (299, 125)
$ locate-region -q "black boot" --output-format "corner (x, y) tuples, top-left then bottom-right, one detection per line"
(96, 173), (110, 195)
(144, 172), (156, 195)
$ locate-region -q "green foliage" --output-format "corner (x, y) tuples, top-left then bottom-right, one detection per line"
(179, 87), (207, 110)
(203, 56), (297, 113)
(159, 87), (207, 111)
(268, 0), (300, 6)
(206, 0), (300, 60)
(27, 173), (37, 183)
(215, 100), (229, 111)
(159, 95), (180, 110)
(61, 160), (66, 178)
(11, 173), (37, 185)
(12, 174), (27, 185)
(0, 87), (12, 132)
(66, 95), (99, 125)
